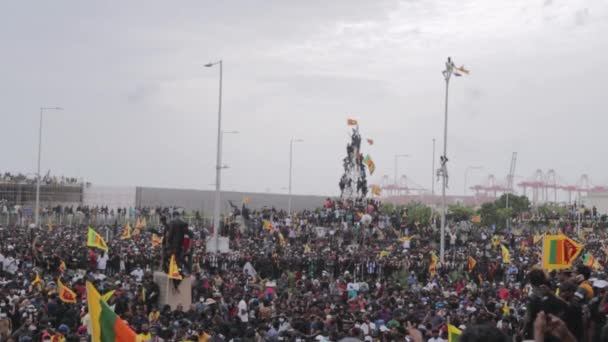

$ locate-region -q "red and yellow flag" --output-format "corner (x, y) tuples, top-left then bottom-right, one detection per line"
(429, 252), (439, 276)
(468, 256), (477, 273)
(347, 118), (358, 126)
(58, 278), (77, 303)
(151, 234), (163, 247)
(542, 234), (582, 270)
(168, 255), (182, 280)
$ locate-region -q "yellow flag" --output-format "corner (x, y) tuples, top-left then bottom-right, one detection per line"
(502, 302), (510, 315)
(501, 244), (511, 264)
(168, 255), (182, 280)
(120, 223), (131, 240)
(31, 272), (42, 287)
(86, 228), (108, 252)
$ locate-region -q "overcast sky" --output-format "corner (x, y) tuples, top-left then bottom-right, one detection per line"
(1, 0), (607, 198)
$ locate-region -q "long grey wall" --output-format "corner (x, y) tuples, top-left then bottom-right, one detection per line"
(135, 187), (328, 214)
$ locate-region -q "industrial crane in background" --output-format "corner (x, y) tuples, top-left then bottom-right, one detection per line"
(505, 152), (517, 230)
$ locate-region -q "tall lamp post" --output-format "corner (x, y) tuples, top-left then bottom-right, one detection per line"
(439, 57), (467, 262)
(464, 166), (483, 196)
(394, 154), (410, 187)
(205, 60), (223, 252)
(288, 138), (303, 215)
(35, 107), (63, 228)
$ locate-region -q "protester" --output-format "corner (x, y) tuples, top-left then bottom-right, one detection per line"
(1, 198), (608, 341)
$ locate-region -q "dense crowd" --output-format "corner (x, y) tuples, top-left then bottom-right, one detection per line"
(0, 172), (82, 186)
(1, 198), (608, 341)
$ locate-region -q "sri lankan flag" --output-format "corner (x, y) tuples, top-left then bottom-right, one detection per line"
(31, 272), (43, 290)
(371, 185), (381, 196)
(151, 234), (163, 247)
(168, 255), (182, 280)
(542, 234), (582, 270)
(468, 256), (476, 273)
(501, 245), (511, 264)
(448, 324), (462, 342)
(347, 118), (358, 126)
(58, 278), (77, 303)
(429, 252), (439, 276)
(584, 252), (595, 267)
(120, 223), (131, 240)
(86, 282), (141, 342)
(87, 228), (108, 252)
(263, 220), (273, 231)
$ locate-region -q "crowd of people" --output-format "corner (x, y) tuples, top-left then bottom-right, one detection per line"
(1, 198), (608, 341)
(0, 172), (82, 186)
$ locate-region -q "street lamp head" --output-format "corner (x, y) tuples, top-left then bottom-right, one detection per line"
(292, 138), (304, 143)
(223, 130), (239, 134)
(204, 62), (214, 67)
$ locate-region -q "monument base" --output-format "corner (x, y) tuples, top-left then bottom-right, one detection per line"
(206, 236), (230, 253)
(153, 271), (192, 310)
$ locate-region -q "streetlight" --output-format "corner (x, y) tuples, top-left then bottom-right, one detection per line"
(35, 106), (63, 228)
(205, 60), (223, 252)
(394, 154), (410, 186)
(438, 57), (466, 262)
(288, 138), (303, 215)
(464, 166), (483, 196)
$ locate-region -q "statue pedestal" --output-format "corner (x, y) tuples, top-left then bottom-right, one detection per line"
(153, 271), (192, 310)
(206, 236), (230, 253)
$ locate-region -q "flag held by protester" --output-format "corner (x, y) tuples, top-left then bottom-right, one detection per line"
(87, 228), (108, 251)
(151, 234), (163, 247)
(86, 281), (141, 342)
(448, 324), (462, 342)
(542, 234), (582, 270)
(31, 272), (43, 290)
(364, 154), (376, 175)
(501, 245), (511, 264)
(367, 138), (374, 145)
(468, 256), (477, 273)
(371, 185), (381, 196)
(120, 223), (131, 240)
(168, 255), (182, 280)
(58, 278), (77, 303)
(347, 118), (358, 126)
(429, 252), (439, 276)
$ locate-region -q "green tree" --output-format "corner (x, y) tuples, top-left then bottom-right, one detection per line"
(494, 194), (530, 216)
(448, 203), (475, 222)
(381, 202), (395, 213)
(405, 202), (432, 226)
(480, 202), (498, 227)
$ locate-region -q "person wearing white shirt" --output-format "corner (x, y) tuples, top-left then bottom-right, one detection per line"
(238, 297), (248, 323)
(428, 329), (447, 342)
(131, 266), (144, 282)
(97, 252), (109, 272)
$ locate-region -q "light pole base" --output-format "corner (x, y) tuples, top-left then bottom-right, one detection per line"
(206, 236), (230, 253)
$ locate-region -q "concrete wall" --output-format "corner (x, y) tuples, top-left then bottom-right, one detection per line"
(83, 185), (136, 209)
(135, 186), (327, 213)
(582, 192), (608, 214)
